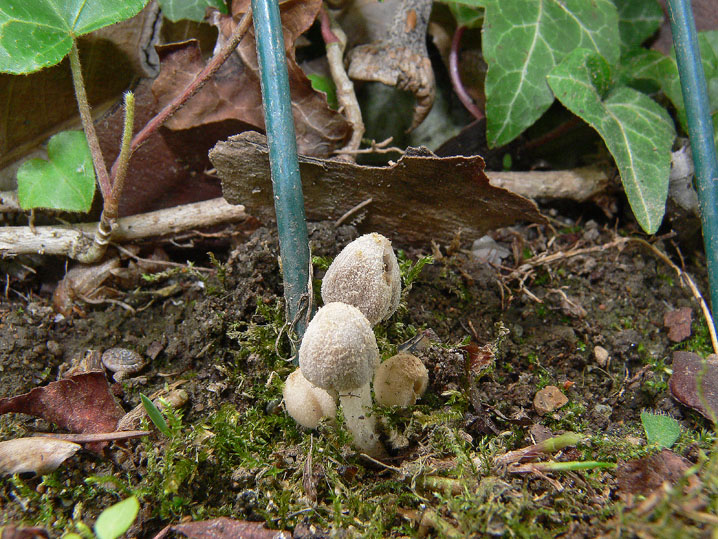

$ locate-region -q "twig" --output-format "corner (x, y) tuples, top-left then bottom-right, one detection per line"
(449, 25), (483, 121)
(335, 198), (372, 226)
(0, 198), (247, 258)
(321, 6), (364, 160)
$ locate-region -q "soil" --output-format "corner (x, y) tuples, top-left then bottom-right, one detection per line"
(0, 212), (714, 537)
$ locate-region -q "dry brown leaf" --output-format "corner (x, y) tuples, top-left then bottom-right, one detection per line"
(669, 351), (718, 421)
(210, 131), (545, 245)
(153, 518), (291, 539)
(151, 0), (350, 158)
(0, 372), (125, 452)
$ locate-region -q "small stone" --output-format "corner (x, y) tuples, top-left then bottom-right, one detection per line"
(594, 345), (610, 368)
(594, 403), (612, 416)
(533, 386), (568, 416)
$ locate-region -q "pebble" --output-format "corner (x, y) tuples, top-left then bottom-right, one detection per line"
(593, 345), (610, 368)
(533, 385), (568, 415)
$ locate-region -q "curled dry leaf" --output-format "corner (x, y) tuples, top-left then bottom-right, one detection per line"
(669, 351), (718, 421)
(153, 517), (292, 539)
(151, 0), (350, 158)
(52, 257), (121, 316)
(0, 372), (125, 453)
(0, 437), (81, 476)
(347, 0), (435, 130)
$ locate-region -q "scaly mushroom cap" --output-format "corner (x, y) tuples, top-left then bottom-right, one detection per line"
(283, 369), (337, 429)
(373, 353), (429, 407)
(321, 233), (401, 325)
(299, 302), (380, 392)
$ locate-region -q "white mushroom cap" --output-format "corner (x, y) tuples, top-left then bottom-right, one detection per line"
(321, 233), (401, 325)
(283, 369), (337, 429)
(299, 302), (379, 392)
(373, 353), (429, 407)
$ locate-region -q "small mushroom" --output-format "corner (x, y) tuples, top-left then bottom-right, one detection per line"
(299, 302), (385, 457)
(373, 353), (428, 407)
(283, 369), (338, 429)
(321, 233), (401, 325)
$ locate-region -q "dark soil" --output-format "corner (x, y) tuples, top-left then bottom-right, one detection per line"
(0, 215), (714, 537)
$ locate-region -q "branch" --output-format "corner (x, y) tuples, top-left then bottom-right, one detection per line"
(0, 198), (247, 259)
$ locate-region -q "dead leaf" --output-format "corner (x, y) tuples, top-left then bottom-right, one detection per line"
(151, 0), (350, 157)
(615, 449), (692, 497)
(96, 79), (236, 217)
(0, 372), (125, 452)
(0, 525), (50, 539)
(0, 437), (81, 476)
(669, 351), (718, 420)
(664, 307), (692, 343)
(153, 518), (292, 539)
(210, 131), (545, 245)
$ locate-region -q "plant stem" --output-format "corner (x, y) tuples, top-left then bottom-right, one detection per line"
(68, 40), (111, 200)
(105, 92), (135, 221)
(449, 25), (483, 121)
(666, 0), (718, 329)
(117, 9), (252, 168)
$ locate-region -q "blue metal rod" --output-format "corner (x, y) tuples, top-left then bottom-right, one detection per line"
(666, 0), (718, 328)
(251, 0), (311, 349)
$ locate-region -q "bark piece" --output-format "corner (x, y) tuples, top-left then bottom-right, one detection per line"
(664, 307), (692, 343)
(210, 131), (545, 245)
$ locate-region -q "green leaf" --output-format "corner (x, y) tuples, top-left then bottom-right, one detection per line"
(0, 0), (150, 74)
(94, 496), (140, 539)
(308, 74), (338, 110)
(141, 393), (171, 438)
(612, 0), (663, 53)
(157, 0), (227, 23)
(641, 411), (681, 448)
(481, 0), (620, 147)
(17, 130), (96, 212)
(447, 3), (484, 28)
(548, 49), (675, 233)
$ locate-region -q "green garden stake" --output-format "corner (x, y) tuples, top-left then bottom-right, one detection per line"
(251, 0), (312, 354)
(667, 0), (718, 328)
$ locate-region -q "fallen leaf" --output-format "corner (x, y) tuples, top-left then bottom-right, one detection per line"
(615, 449), (691, 496)
(210, 131), (545, 245)
(153, 518), (292, 539)
(669, 351), (718, 420)
(0, 372), (125, 452)
(151, 0), (349, 157)
(664, 307), (692, 343)
(0, 437), (81, 476)
(0, 525), (50, 539)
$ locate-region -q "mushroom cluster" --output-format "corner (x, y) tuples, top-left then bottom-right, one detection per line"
(282, 233), (429, 458)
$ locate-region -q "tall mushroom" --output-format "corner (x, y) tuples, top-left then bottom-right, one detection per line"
(321, 233), (401, 325)
(299, 302), (385, 457)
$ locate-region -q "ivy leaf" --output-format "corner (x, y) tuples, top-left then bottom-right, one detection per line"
(16, 130), (96, 213)
(157, 0), (227, 23)
(548, 49), (675, 234)
(612, 0), (663, 53)
(94, 496), (140, 539)
(481, 0), (619, 147)
(447, 3), (484, 28)
(0, 0), (149, 74)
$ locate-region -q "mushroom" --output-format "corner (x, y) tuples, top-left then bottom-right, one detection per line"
(283, 369), (338, 429)
(373, 353), (428, 407)
(321, 233), (401, 325)
(299, 302), (385, 457)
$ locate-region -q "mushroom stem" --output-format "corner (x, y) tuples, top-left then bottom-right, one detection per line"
(339, 383), (386, 458)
